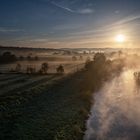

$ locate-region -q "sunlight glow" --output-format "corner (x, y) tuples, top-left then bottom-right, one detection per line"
(115, 34), (126, 43)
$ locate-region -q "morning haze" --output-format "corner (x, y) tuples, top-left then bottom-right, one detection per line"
(0, 0), (140, 140)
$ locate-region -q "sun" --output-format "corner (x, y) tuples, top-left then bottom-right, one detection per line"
(115, 34), (125, 43)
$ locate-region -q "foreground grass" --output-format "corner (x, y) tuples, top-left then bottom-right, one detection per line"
(0, 71), (92, 140)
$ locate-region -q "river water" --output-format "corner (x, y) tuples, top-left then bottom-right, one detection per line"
(84, 69), (140, 140)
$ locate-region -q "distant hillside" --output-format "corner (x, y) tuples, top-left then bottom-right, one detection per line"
(0, 45), (60, 52)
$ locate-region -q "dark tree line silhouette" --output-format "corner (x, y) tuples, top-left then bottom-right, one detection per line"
(0, 51), (39, 64)
(0, 52), (17, 64)
(13, 62), (65, 75)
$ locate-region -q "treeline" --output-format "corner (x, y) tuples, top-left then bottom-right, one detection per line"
(0, 51), (40, 64)
(11, 63), (65, 74)
(0, 52), (17, 64)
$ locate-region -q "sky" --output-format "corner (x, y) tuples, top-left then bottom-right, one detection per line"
(0, 0), (140, 48)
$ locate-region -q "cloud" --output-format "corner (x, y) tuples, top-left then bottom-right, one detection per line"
(115, 15), (140, 25)
(0, 27), (24, 33)
(67, 14), (140, 38)
(30, 38), (49, 42)
(51, 1), (75, 13)
(77, 8), (94, 14)
(51, 1), (94, 14)
(53, 23), (84, 31)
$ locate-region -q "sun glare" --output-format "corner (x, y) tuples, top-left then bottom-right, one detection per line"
(115, 34), (125, 43)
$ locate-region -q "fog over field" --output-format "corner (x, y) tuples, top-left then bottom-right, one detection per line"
(0, 0), (140, 139)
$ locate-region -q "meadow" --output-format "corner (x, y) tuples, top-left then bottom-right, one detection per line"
(1, 47), (140, 140)
(0, 47), (90, 140)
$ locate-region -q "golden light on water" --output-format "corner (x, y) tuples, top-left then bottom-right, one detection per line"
(115, 34), (126, 43)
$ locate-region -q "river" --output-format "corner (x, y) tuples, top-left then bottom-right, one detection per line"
(84, 69), (140, 140)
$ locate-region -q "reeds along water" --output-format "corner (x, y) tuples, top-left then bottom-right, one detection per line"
(84, 69), (140, 140)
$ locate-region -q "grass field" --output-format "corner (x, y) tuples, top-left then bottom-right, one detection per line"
(0, 50), (128, 140)
(0, 70), (91, 140)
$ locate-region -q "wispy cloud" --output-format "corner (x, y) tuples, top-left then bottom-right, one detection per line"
(53, 23), (84, 31)
(115, 15), (140, 25)
(52, 14), (140, 47)
(51, 1), (94, 14)
(51, 1), (75, 13)
(29, 38), (49, 42)
(68, 14), (140, 37)
(77, 8), (94, 14)
(0, 27), (24, 33)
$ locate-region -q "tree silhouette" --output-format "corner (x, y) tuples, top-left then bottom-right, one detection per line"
(79, 55), (83, 60)
(40, 62), (49, 74)
(19, 56), (24, 61)
(85, 57), (92, 69)
(27, 55), (31, 61)
(34, 56), (39, 60)
(26, 66), (36, 74)
(56, 65), (64, 74)
(15, 63), (21, 72)
(0, 51), (17, 64)
(72, 56), (77, 61)
(94, 53), (106, 64)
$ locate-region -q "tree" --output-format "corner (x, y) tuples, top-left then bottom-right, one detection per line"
(93, 53), (106, 64)
(34, 56), (39, 60)
(72, 56), (77, 61)
(56, 65), (64, 74)
(27, 55), (32, 61)
(85, 57), (92, 69)
(19, 56), (24, 60)
(3, 51), (11, 56)
(26, 66), (36, 74)
(15, 63), (21, 72)
(40, 62), (49, 74)
(118, 50), (123, 57)
(0, 51), (17, 64)
(79, 55), (83, 60)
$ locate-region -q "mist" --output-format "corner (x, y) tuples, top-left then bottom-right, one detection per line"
(84, 68), (140, 140)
